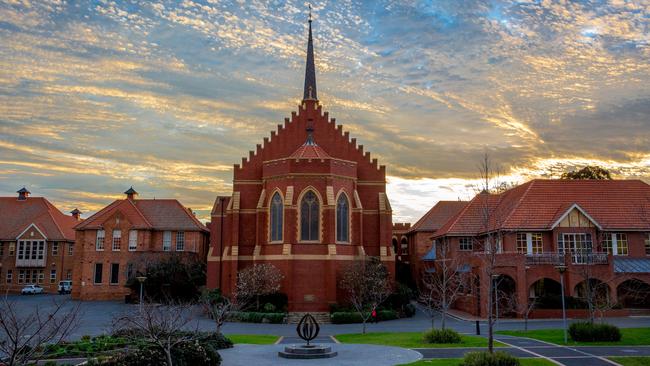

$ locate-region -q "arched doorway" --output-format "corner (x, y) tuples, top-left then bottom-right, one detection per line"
(617, 279), (650, 309)
(529, 278), (562, 309)
(574, 278), (611, 308)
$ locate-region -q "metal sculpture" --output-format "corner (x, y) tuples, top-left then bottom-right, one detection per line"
(296, 313), (319, 346)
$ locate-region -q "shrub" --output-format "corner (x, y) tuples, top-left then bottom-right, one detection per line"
(262, 303), (276, 313)
(569, 322), (622, 342)
(125, 255), (206, 302)
(377, 310), (398, 321)
(257, 292), (288, 312)
(404, 303), (416, 317)
(463, 351), (520, 366)
(423, 328), (462, 344)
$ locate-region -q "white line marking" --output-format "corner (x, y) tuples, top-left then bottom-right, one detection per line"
(274, 336), (284, 345)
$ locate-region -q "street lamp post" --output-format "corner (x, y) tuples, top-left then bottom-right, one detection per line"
(555, 265), (568, 344)
(136, 276), (147, 312)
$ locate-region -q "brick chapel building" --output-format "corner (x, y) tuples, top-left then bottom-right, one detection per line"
(206, 16), (395, 314)
(72, 188), (209, 300)
(0, 188), (81, 293)
(422, 179), (650, 317)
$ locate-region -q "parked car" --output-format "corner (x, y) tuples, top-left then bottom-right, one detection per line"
(58, 280), (72, 294)
(21, 284), (44, 295)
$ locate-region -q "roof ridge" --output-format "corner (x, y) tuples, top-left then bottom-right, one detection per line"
(42, 198), (68, 240)
(501, 180), (536, 229)
(127, 199), (153, 228)
(75, 200), (121, 229)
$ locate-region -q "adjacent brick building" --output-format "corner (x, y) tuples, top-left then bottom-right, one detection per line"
(422, 179), (650, 317)
(72, 188), (208, 300)
(0, 188), (80, 293)
(206, 17), (394, 314)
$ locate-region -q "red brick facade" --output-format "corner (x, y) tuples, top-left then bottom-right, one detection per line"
(206, 19), (394, 313)
(422, 180), (650, 317)
(0, 189), (79, 293)
(72, 189), (208, 301)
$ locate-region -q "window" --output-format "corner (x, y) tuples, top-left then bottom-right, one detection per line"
(37, 241), (44, 260)
(602, 233), (628, 256)
(128, 230), (137, 251)
(0, 242), (3, 256)
(18, 270), (25, 284)
(18, 241), (25, 260)
(50, 269), (57, 283)
(94, 263), (103, 284)
(517, 233), (543, 254)
(52, 242), (59, 256)
(96, 230), (105, 251)
(163, 231), (171, 251)
(127, 263), (134, 280)
(176, 231), (185, 251)
(9, 242), (15, 256)
(336, 194), (350, 242)
(6, 270), (12, 283)
(300, 191), (320, 241)
(68, 243), (74, 256)
(66, 269), (72, 280)
(646, 234), (650, 255)
(110, 263), (119, 285)
(459, 237), (473, 251)
(112, 230), (121, 251)
(270, 192), (283, 242)
(37, 270), (44, 284)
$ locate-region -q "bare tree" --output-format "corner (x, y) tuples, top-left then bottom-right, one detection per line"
(201, 288), (238, 334)
(0, 296), (80, 366)
(112, 301), (199, 366)
(235, 263), (284, 311)
(504, 294), (537, 333)
(340, 257), (392, 334)
(419, 239), (470, 330)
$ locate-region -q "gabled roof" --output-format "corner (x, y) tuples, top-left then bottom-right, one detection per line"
(75, 199), (207, 232)
(434, 179), (650, 237)
(0, 196), (78, 241)
(290, 143), (331, 159)
(409, 201), (468, 233)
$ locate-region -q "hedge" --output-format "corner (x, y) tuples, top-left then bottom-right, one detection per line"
(569, 322), (622, 342)
(423, 328), (462, 344)
(330, 310), (398, 324)
(228, 311), (286, 324)
(463, 351), (520, 366)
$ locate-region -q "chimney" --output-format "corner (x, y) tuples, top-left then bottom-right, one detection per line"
(70, 208), (82, 221)
(124, 186), (138, 201)
(17, 187), (30, 201)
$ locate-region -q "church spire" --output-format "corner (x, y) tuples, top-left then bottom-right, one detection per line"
(303, 5), (317, 101)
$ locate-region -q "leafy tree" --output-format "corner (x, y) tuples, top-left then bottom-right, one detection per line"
(561, 166), (612, 180)
(127, 254), (206, 303)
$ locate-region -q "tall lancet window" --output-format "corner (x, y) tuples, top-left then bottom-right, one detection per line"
(336, 194), (350, 242)
(300, 191), (320, 241)
(270, 192), (283, 242)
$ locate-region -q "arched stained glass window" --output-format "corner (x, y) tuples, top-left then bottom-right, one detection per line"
(336, 194), (349, 242)
(300, 191), (320, 241)
(270, 192), (283, 242)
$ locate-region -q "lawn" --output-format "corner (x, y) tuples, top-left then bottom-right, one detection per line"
(334, 332), (505, 348)
(399, 358), (555, 366)
(496, 327), (650, 346)
(608, 357), (650, 366)
(225, 334), (279, 345)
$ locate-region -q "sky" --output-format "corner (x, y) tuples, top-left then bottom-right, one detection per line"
(0, 0), (649, 223)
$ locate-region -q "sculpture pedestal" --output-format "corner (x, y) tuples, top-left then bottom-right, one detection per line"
(278, 344), (338, 359)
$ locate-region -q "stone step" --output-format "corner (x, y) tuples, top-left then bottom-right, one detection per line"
(287, 312), (331, 324)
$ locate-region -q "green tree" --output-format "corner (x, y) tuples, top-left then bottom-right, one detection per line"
(561, 166), (612, 180)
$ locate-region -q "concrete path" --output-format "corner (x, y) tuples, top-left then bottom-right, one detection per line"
(220, 344), (422, 366)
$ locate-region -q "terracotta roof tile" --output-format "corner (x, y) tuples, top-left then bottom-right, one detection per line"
(0, 197), (78, 241)
(409, 201), (468, 233)
(290, 143), (331, 159)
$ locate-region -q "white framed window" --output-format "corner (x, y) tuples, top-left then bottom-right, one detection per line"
(96, 230), (105, 251)
(18, 270), (24, 284)
(66, 269), (72, 280)
(37, 270), (44, 284)
(163, 231), (171, 251)
(52, 242), (59, 256)
(6, 270), (12, 283)
(459, 237), (473, 251)
(176, 232), (185, 251)
(68, 243), (74, 256)
(9, 242), (15, 256)
(517, 233), (543, 254)
(112, 230), (121, 251)
(50, 269), (56, 283)
(602, 233), (628, 256)
(128, 230), (137, 251)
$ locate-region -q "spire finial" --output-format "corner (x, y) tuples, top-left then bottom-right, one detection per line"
(303, 5), (317, 101)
